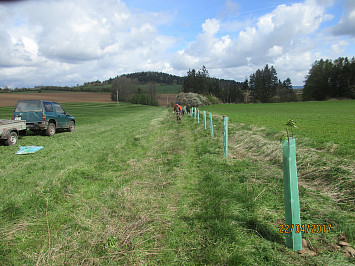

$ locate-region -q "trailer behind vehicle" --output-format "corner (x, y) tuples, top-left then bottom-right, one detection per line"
(0, 119), (26, 145)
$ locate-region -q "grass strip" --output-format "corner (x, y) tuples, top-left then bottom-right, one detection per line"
(0, 103), (354, 264)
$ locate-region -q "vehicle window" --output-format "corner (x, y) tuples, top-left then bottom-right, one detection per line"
(54, 104), (65, 114)
(44, 103), (53, 112)
(15, 101), (42, 112)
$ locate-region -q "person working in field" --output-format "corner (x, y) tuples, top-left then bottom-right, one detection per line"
(174, 103), (182, 113)
(174, 103), (183, 121)
(186, 105), (191, 115)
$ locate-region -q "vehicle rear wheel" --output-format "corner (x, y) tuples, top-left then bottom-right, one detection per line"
(45, 122), (56, 136)
(68, 121), (75, 132)
(5, 131), (18, 146)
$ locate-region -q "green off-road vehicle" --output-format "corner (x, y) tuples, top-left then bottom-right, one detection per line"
(12, 100), (75, 136)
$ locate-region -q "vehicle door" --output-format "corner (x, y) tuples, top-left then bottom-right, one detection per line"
(53, 103), (68, 128)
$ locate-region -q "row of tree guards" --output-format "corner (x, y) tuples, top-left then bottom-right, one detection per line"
(189, 107), (302, 251)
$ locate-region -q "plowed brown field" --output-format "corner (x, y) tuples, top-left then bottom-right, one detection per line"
(157, 94), (177, 107)
(0, 92), (113, 107)
(0, 92), (177, 107)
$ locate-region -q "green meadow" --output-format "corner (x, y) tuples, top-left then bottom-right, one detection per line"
(0, 102), (354, 265)
(204, 100), (355, 157)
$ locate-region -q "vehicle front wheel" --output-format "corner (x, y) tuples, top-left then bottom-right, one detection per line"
(45, 122), (56, 136)
(68, 121), (75, 132)
(5, 131), (18, 146)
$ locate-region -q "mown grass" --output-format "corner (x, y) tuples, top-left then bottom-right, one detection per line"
(204, 100), (355, 157)
(185, 114), (354, 264)
(0, 103), (354, 264)
(202, 100), (354, 214)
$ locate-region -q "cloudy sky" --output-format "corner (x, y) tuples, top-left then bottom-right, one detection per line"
(0, 0), (354, 88)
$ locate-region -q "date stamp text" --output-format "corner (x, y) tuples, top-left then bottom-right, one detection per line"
(279, 224), (332, 234)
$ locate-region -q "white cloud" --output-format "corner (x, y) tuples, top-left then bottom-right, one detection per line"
(257, 14), (274, 34)
(172, 0), (336, 84)
(330, 0), (355, 37)
(273, 51), (316, 82)
(330, 40), (349, 55)
(267, 46), (283, 57)
(202, 19), (220, 35)
(0, 0), (352, 88)
(26, 0), (133, 62)
(0, 0), (176, 87)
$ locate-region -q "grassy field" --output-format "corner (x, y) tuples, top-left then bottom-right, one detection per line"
(0, 102), (354, 264)
(204, 100), (355, 157)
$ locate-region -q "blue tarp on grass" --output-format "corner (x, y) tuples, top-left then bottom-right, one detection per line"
(16, 146), (44, 155)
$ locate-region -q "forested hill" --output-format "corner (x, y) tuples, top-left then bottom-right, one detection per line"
(113, 71), (185, 85)
(107, 71), (243, 87)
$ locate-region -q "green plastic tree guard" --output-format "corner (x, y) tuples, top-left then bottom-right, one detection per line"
(203, 111), (207, 129)
(282, 138), (302, 251)
(209, 113), (213, 137)
(223, 116), (228, 157)
(197, 109), (200, 123)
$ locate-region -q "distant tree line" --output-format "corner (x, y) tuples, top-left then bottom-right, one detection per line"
(303, 57), (355, 100)
(111, 76), (158, 106)
(182, 65), (297, 104)
(0, 86), (11, 93)
(183, 66), (245, 103)
(0, 84), (112, 93)
(39, 83), (112, 92)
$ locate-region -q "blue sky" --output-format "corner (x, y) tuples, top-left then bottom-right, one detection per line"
(0, 0), (354, 88)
